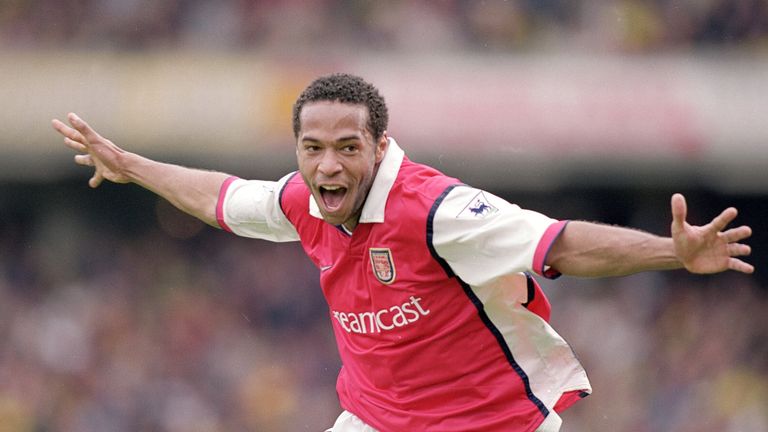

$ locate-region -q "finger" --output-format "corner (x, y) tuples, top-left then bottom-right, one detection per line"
(721, 225), (753, 243)
(68, 112), (102, 143)
(671, 193), (687, 231)
(728, 258), (754, 274)
(89, 172), (104, 188)
(51, 118), (68, 133)
(74, 154), (94, 166)
(728, 243), (752, 257)
(52, 118), (87, 143)
(64, 137), (88, 153)
(710, 207), (738, 232)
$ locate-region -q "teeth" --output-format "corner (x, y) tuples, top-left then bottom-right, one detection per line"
(321, 185), (343, 191)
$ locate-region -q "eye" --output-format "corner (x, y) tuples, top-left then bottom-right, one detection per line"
(341, 144), (359, 153)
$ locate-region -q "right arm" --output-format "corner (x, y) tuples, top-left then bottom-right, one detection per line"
(52, 112), (229, 227)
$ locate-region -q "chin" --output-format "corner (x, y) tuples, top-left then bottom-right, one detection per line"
(320, 212), (346, 226)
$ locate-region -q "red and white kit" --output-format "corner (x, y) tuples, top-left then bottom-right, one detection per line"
(217, 139), (591, 431)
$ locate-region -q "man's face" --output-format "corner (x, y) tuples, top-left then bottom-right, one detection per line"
(296, 101), (387, 229)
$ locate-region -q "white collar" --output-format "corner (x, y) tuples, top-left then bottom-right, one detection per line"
(309, 137), (405, 224)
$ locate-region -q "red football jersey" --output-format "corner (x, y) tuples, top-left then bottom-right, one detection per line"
(218, 139), (590, 431)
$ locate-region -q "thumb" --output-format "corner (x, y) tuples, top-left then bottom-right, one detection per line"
(671, 193), (687, 233)
(89, 172), (104, 188)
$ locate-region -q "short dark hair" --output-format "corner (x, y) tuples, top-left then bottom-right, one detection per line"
(292, 73), (389, 140)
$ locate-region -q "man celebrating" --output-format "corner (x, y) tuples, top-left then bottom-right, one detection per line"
(52, 73), (753, 432)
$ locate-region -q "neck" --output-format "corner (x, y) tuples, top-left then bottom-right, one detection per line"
(342, 161), (381, 233)
(342, 219), (358, 232)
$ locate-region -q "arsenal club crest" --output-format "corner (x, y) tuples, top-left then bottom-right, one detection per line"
(369, 248), (396, 284)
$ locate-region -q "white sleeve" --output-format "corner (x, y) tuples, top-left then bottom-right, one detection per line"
(217, 172), (300, 242)
(431, 186), (562, 286)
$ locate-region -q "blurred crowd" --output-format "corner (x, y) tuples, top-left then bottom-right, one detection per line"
(0, 186), (341, 431)
(1, 1), (767, 431)
(1, 0), (767, 53)
(0, 183), (765, 431)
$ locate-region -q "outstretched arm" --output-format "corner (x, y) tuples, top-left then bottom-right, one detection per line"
(52, 112), (230, 227)
(545, 194), (753, 277)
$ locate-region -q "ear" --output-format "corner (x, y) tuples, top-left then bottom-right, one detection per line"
(375, 132), (389, 163)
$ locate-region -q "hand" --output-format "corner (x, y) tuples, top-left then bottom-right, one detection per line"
(671, 193), (753, 274)
(52, 113), (130, 188)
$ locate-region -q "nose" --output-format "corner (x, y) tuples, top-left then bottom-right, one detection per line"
(317, 150), (342, 176)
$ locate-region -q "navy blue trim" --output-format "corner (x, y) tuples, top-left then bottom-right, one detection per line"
(335, 224), (352, 237)
(521, 272), (535, 308)
(456, 278), (549, 418)
(277, 171), (301, 219)
(426, 184), (459, 278)
(425, 184), (549, 418)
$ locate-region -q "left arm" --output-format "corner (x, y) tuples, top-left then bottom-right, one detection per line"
(546, 194), (753, 277)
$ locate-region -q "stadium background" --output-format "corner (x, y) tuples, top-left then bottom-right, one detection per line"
(1, 1), (766, 431)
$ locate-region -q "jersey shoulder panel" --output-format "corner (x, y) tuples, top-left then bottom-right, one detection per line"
(278, 172), (309, 215)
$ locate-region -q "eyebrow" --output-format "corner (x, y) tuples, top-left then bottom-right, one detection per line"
(336, 135), (362, 143)
(301, 135), (361, 143)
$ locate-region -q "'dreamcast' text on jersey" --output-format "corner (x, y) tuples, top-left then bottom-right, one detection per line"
(332, 296), (431, 335)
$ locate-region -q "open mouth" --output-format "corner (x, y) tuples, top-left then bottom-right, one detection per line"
(319, 185), (348, 211)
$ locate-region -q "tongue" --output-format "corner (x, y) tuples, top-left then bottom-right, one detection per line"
(322, 189), (346, 210)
